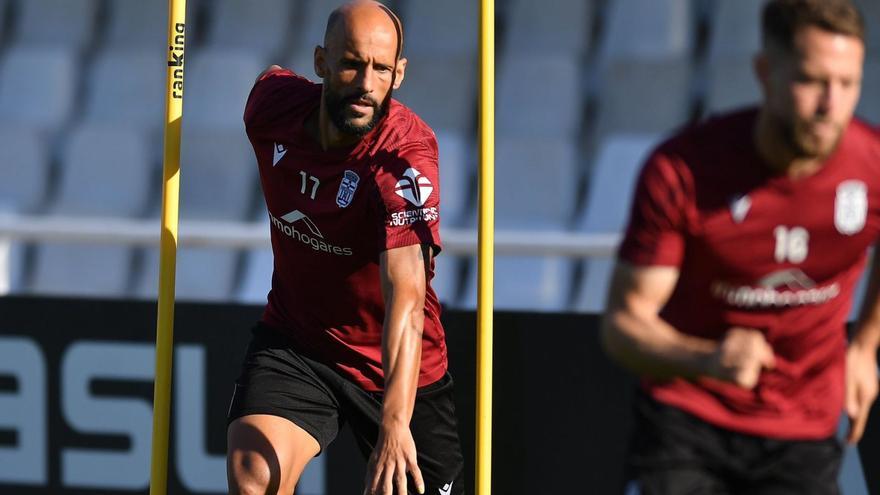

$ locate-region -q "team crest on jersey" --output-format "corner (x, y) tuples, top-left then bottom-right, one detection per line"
(336, 170), (360, 208)
(394, 167), (433, 206)
(835, 180), (867, 235)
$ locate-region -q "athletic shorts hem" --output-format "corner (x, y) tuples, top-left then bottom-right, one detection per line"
(227, 407), (328, 456)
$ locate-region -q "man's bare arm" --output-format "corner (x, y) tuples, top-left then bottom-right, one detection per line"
(846, 248), (880, 443)
(601, 261), (775, 388)
(364, 243), (430, 495)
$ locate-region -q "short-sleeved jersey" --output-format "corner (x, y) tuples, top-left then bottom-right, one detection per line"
(619, 108), (880, 440)
(244, 68), (446, 392)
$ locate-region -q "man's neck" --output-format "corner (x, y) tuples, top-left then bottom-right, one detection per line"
(754, 109), (825, 180)
(304, 98), (361, 151)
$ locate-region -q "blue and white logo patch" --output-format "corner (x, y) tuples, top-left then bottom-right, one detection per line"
(336, 170), (360, 208)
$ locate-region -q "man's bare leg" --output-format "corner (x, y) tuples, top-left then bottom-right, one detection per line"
(227, 414), (321, 495)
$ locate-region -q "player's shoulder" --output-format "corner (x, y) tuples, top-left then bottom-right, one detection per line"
(660, 107), (756, 157)
(244, 67), (320, 128)
(369, 99), (439, 171)
(376, 100), (438, 155)
(845, 117), (880, 148)
(647, 108), (757, 174)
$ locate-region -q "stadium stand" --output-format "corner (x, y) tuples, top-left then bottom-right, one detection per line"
(573, 134), (660, 313)
(0, 128), (47, 295)
(29, 126), (151, 297)
(83, 49), (167, 133)
(12, 0), (98, 50)
(461, 136), (579, 311)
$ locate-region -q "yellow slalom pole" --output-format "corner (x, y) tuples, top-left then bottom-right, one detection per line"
(476, 0), (494, 494)
(150, 0), (186, 494)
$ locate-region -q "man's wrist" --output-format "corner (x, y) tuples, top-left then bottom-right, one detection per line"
(849, 335), (880, 355)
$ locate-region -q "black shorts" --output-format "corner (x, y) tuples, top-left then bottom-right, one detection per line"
(626, 391), (843, 495)
(227, 324), (465, 495)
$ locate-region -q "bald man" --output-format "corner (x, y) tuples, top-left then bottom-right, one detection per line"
(226, 2), (464, 494)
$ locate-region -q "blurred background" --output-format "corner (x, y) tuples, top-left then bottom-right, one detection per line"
(0, 0), (879, 311)
(0, 0), (879, 493)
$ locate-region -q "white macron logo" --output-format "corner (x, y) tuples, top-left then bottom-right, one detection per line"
(729, 194), (751, 224)
(394, 167), (433, 206)
(439, 481), (453, 495)
(272, 142), (287, 166)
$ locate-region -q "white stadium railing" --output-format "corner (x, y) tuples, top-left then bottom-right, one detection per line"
(0, 214), (622, 257)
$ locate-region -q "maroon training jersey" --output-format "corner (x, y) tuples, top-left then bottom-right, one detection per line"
(619, 108), (880, 439)
(244, 68), (447, 392)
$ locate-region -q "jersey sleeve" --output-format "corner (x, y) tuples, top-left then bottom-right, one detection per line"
(373, 137), (442, 253)
(618, 149), (689, 267)
(243, 67), (311, 133)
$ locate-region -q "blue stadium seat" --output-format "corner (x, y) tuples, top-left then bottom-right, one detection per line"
(29, 126), (152, 298)
(574, 134), (660, 313)
(296, 0), (343, 60)
(858, 59), (880, 124)
(0, 47), (76, 131)
(184, 49), (266, 132)
(706, 0), (764, 61)
(435, 130), (473, 228)
(178, 129), (257, 221)
(431, 254), (462, 308)
(705, 56), (762, 115)
(394, 55), (477, 132)
(596, 58), (693, 136)
(600, 0), (694, 62)
(106, 0), (174, 50)
(83, 49), (166, 132)
(461, 255), (575, 312)
(205, 0), (294, 55)
(134, 128), (255, 303)
(400, 0), (478, 57)
(13, 0), (98, 50)
(504, 0), (594, 56)
(498, 54), (583, 138)
(0, 128), (49, 214)
(136, 247), (241, 302)
(53, 126), (152, 218)
(237, 246), (273, 304)
(855, 0), (880, 52)
(460, 137), (580, 311)
(0, 128), (47, 296)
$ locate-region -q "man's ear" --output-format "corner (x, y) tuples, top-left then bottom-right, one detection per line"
(392, 57), (407, 90)
(314, 45), (328, 79)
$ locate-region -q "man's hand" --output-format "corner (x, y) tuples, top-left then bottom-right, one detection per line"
(364, 420), (424, 495)
(845, 341), (879, 444)
(707, 327), (776, 389)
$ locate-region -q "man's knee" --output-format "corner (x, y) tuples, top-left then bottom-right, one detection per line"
(228, 449), (280, 495)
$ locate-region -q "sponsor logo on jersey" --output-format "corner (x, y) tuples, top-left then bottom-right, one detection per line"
(835, 180), (867, 235)
(269, 209), (353, 256)
(388, 207), (439, 227)
(729, 194), (751, 224)
(711, 268), (839, 308)
(395, 167), (433, 206)
(336, 170), (360, 208)
(272, 142), (287, 166)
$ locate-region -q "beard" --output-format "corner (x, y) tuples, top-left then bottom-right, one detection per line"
(779, 114), (845, 160)
(323, 86), (387, 137)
